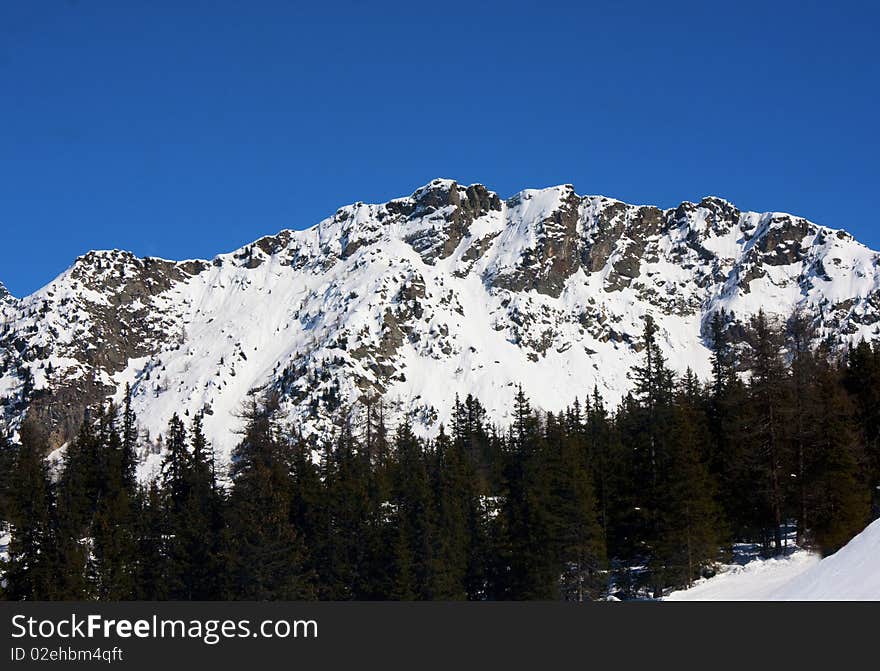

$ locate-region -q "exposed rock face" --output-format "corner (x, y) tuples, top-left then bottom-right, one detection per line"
(403, 180), (503, 264)
(488, 186), (582, 297)
(1, 179), (879, 473)
(0, 251), (205, 447)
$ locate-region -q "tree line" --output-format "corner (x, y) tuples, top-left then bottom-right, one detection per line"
(1, 309), (878, 600)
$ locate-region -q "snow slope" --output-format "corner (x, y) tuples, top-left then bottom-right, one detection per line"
(769, 519), (880, 600)
(666, 519), (880, 601)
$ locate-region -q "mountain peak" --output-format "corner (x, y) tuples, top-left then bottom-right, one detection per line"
(698, 195), (735, 207)
(412, 177), (459, 197)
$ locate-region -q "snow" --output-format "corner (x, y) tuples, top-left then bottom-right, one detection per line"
(768, 519), (880, 600)
(665, 550), (820, 601)
(667, 519), (880, 601)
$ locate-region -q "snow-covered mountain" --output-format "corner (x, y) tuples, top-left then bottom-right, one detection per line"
(2, 179), (880, 472)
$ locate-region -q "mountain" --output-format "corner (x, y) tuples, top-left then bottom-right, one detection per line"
(2, 179), (879, 475)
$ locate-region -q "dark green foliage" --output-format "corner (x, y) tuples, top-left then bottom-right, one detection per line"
(161, 412), (225, 599)
(843, 340), (880, 517)
(224, 397), (314, 599)
(655, 374), (721, 589)
(131, 482), (167, 599)
(3, 420), (54, 600)
(0, 431), (15, 523)
(743, 310), (791, 553)
(1, 308), (875, 601)
(612, 323), (719, 597)
(807, 361), (870, 552)
(388, 418), (435, 598)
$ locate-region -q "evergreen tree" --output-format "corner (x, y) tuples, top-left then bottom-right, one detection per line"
(428, 425), (473, 599)
(654, 372), (721, 589)
(225, 396), (314, 599)
(553, 412), (607, 600)
(131, 481), (167, 599)
(498, 389), (559, 599)
(120, 384), (138, 492)
(744, 310), (790, 554)
(0, 430), (15, 524)
(160, 413), (224, 599)
(808, 360), (871, 552)
(89, 403), (140, 599)
(585, 387), (613, 545)
(844, 340), (880, 517)
(786, 310), (819, 545)
(389, 417), (435, 598)
(317, 415), (373, 599)
(630, 315), (676, 596)
(3, 421), (54, 600)
(705, 309), (744, 541)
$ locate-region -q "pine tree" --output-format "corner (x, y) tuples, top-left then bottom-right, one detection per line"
(428, 425), (472, 599)
(707, 329), (753, 546)
(631, 315), (676, 596)
(52, 410), (104, 599)
(131, 481), (167, 599)
(744, 310), (791, 554)
(389, 417), (435, 598)
(654, 372), (721, 589)
(225, 396), (314, 599)
(3, 420), (54, 600)
(288, 431), (329, 593)
(585, 387), (613, 544)
(498, 389), (559, 599)
(120, 384), (138, 492)
(163, 413), (224, 599)
(808, 360), (871, 553)
(843, 340), (880, 517)
(89, 402), (140, 599)
(786, 310), (819, 546)
(317, 415), (373, 599)
(553, 411), (607, 600)
(705, 309), (743, 542)
(0, 430), (15, 523)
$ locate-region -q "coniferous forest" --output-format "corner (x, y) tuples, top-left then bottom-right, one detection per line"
(1, 310), (879, 601)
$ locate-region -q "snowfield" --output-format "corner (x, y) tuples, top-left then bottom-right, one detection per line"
(666, 519), (880, 601)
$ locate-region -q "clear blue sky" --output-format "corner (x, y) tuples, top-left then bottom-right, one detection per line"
(1, 0), (877, 297)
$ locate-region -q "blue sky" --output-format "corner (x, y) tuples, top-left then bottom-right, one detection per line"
(1, 0), (877, 297)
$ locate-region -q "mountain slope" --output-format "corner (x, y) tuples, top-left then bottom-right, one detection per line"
(2, 179), (879, 473)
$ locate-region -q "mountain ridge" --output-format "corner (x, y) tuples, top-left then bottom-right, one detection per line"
(2, 179), (879, 477)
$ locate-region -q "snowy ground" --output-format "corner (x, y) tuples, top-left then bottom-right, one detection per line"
(666, 519), (880, 601)
(0, 525), (9, 564)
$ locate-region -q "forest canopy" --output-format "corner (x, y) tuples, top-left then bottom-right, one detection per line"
(1, 309), (878, 601)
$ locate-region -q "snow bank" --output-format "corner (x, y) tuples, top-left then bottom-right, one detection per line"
(767, 519), (880, 600)
(665, 550), (820, 601)
(667, 519), (880, 601)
